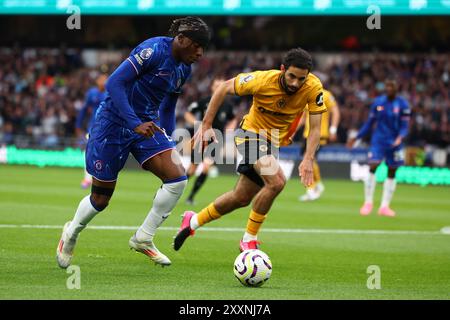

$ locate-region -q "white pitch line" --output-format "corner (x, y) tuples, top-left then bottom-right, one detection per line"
(0, 224), (448, 236)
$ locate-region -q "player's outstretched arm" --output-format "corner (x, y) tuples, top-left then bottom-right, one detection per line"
(194, 78), (236, 149)
(299, 113), (321, 187)
(203, 78), (236, 127)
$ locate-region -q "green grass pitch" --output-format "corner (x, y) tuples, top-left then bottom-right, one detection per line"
(0, 164), (449, 299)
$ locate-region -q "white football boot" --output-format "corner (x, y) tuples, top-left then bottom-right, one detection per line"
(299, 188), (320, 202)
(56, 221), (77, 269)
(129, 234), (171, 267)
(315, 182), (325, 196)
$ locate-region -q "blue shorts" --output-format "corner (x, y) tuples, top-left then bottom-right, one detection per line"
(368, 144), (405, 167)
(86, 116), (175, 182)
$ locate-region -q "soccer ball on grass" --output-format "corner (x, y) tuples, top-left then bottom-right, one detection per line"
(233, 249), (272, 287)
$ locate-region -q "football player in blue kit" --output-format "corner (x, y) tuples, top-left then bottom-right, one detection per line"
(348, 78), (411, 217)
(57, 17), (211, 268)
(75, 73), (108, 189)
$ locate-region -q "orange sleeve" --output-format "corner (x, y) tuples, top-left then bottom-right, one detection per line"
(234, 71), (265, 96)
(307, 83), (327, 115)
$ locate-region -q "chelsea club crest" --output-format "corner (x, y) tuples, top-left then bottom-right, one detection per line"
(139, 48), (153, 60)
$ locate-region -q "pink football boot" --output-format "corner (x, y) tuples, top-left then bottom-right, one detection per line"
(239, 240), (261, 252)
(378, 206), (396, 217)
(173, 211), (196, 251)
(360, 202), (373, 216)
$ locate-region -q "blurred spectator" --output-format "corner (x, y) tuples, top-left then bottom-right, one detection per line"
(0, 48), (448, 165)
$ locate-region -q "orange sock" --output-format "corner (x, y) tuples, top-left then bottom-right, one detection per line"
(246, 210), (266, 236)
(197, 202), (222, 226)
(311, 161), (321, 189)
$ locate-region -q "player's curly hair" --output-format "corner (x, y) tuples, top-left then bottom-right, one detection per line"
(168, 16), (211, 48)
(283, 48), (313, 72)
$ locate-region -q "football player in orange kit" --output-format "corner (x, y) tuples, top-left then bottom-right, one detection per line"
(174, 48), (326, 252)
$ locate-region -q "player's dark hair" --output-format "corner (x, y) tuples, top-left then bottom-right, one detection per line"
(282, 48), (313, 72)
(169, 16), (211, 49)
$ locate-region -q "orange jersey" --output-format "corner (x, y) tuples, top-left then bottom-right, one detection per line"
(234, 70), (327, 146)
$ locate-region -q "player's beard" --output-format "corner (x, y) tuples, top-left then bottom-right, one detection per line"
(280, 74), (299, 95)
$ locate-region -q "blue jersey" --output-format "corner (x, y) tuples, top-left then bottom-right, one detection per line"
(75, 87), (106, 132)
(99, 36), (191, 131)
(357, 95), (411, 146)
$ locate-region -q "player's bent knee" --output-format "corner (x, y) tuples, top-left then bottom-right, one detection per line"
(163, 176), (188, 195)
(90, 185), (114, 211)
(388, 167), (397, 178)
(369, 164), (379, 174)
(89, 194), (110, 212)
(267, 177), (286, 194)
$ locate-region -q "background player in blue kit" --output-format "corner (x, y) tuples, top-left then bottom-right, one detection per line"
(348, 78), (411, 217)
(57, 16), (211, 268)
(75, 73), (108, 189)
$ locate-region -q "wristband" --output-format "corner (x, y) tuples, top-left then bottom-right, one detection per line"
(329, 126), (337, 135)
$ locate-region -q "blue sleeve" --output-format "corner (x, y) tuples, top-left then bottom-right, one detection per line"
(399, 99), (411, 138)
(127, 39), (161, 76)
(105, 60), (142, 131)
(356, 102), (377, 139)
(75, 89), (93, 129)
(159, 93), (179, 136)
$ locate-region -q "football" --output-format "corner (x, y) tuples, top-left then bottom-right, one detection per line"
(233, 249), (272, 287)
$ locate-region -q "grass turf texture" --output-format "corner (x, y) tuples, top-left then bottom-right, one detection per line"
(0, 164), (449, 300)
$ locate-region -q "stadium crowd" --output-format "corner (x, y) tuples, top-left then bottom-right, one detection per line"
(0, 47), (449, 154)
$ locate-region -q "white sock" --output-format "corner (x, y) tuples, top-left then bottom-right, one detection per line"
(242, 232), (257, 242)
(381, 178), (397, 208)
(67, 195), (99, 240)
(364, 172), (376, 204)
(136, 179), (187, 242)
(190, 214), (200, 230)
